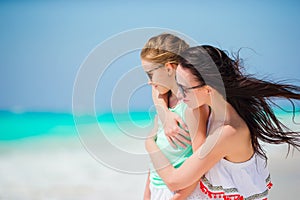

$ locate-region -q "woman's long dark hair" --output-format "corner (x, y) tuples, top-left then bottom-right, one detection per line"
(179, 45), (300, 159)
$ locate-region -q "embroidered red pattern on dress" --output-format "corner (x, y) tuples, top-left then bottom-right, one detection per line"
(200, 181), (243, 200)
(266, 182), (273, 190)
(199, 180), (273, 200)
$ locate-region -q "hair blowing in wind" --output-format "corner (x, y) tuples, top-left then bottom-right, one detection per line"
(179, 45), (300, 159)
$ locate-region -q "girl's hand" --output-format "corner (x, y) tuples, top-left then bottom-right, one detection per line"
(163, 110), (191, 149)
(152, 88), (190, 149)
(143, 171), (151, 200)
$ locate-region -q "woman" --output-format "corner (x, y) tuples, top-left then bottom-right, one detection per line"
(146, 45), (300, 199)
(141, 34), (210, 199)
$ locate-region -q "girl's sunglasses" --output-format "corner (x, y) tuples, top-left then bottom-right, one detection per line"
(146, 65), (164, 80)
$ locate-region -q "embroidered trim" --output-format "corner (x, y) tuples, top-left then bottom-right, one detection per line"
(199, 175), (273, 200)
(265, 174), (273, 190)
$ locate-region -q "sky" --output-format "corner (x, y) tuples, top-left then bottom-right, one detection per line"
(1, 0), (300, 114)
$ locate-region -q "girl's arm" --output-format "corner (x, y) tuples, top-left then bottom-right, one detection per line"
(143, 171), (151, 200)
(152, 87), (191, 148)
(143, 115), (159, 199)
(146, 125), (234, 192)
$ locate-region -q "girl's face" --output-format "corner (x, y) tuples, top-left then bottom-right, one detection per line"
(142, 59), (173, 95)
(176, 65), (208, 109)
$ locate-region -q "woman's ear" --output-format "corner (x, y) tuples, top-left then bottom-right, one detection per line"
(205, 85), (212, 94)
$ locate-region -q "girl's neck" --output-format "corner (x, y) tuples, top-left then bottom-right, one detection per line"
(168, 81), (179, 108)
(168, 92), (179, 109)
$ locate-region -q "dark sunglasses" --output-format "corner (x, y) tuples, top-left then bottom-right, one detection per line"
(177, 82), (206, 97)
(146, 65), (164, 80)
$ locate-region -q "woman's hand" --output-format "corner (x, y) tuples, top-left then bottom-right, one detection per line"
(163, 110), (191, 148)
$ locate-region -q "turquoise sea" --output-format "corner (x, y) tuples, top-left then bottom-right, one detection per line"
(0, 110), (156, 141)
(0, 109), (298, 141)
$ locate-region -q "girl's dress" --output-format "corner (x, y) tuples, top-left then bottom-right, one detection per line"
(150, 102), (202, 200)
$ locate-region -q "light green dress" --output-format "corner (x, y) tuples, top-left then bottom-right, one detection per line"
(149, 101), (192, 188)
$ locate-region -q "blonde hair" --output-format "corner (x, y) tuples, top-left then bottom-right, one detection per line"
(140, 33), (189, 65)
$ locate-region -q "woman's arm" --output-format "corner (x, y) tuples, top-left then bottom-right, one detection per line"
(167, 106), (210, 199)
(146, 125), (233, 192)
(152, 87), (191, 148)
(185, 105), (210, 152)
(171, 182), (198, 200)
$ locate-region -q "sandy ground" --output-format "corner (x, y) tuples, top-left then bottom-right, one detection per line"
(0, 134), (146, 200)
(0, 121), (299, 200)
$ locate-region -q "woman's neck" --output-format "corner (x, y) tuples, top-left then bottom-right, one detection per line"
(209, 93), (242, 128)
(208, 90), (228, 124)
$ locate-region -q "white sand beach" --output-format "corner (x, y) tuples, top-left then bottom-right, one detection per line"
(0, 118), (299, 200)
(0, 135), (146, 200)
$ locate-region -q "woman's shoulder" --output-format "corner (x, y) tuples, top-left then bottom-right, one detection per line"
(184, 105), (210, 120)
(207, 124), (246, 149)
(209, 124), (238, 147)
(218, 123), (249, 144)
(216, 124), (253, 162)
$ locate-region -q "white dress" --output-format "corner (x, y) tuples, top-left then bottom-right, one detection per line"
(198, 153), (272, 200)
(150, 110), (272, 199)
(150, 153), (272, 200)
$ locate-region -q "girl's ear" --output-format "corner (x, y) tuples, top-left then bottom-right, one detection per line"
(165, 62), (177, 76)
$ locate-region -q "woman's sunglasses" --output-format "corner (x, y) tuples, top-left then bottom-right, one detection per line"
(177, 82), (206, 97)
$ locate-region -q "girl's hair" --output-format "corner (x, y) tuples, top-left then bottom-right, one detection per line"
(179, 45), (300, 158)
(140, 33), (189, 65)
